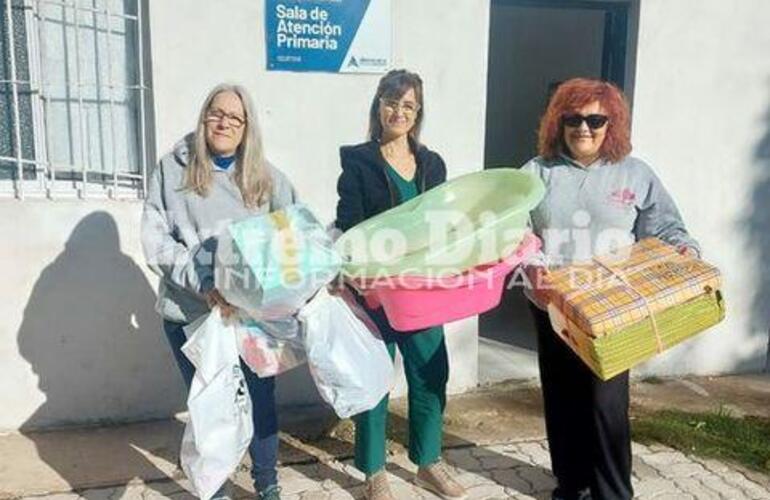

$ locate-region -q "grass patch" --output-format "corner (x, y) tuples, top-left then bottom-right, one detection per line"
(632, 408), (770, 473)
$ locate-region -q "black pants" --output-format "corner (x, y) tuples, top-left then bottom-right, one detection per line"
(531, 304), (633, 500)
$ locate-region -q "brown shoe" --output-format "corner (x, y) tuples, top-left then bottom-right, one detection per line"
(415, 461), (467, 499)
(365, 470), (396, 500)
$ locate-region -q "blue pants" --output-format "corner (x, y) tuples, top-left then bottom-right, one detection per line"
(164, 320), (279, 492)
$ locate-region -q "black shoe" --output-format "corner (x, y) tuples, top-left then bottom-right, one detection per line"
(552, 487), (592, 500)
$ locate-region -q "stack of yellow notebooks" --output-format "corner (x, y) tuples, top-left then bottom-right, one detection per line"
(544, 238), (725, 380)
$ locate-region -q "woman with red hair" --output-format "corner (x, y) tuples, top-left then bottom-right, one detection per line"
(521, 78), (700, 500)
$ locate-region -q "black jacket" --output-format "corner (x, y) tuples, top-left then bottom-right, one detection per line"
(335, 140), (447, 231)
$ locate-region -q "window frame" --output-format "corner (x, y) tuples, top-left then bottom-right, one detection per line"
(1, 0), (150, 200)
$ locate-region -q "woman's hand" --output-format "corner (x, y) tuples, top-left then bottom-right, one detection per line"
(677, 246), (699, 259)
(205, 289), (237, 319)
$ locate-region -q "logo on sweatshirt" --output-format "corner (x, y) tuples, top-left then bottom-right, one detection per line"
(609, 188), (636, 207)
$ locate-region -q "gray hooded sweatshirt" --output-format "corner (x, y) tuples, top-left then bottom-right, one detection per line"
(141, 134), (297, 323)
(521, 154), (700, 307)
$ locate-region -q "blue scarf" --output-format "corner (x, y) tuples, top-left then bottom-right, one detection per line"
(212, 155), (236, 171)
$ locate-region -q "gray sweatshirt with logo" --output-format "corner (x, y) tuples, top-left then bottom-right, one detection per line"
(141, 134), (297, 323)
(521, 154), (700, 270)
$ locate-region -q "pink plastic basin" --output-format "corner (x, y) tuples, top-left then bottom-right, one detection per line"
(354, 233), (541, 332)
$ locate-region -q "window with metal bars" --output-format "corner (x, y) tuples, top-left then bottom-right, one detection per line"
(1, 0), (149, 200)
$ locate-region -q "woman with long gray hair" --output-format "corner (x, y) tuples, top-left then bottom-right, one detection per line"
(142, 83), (296, 500)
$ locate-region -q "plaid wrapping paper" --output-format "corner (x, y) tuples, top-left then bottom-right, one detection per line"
(549, 291), (725, 380)
(544, 238), (722, 338)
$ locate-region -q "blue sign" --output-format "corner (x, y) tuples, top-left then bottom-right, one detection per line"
(266, 0), (391, 73)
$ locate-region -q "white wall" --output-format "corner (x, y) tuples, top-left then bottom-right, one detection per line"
(148, 0), (488, 403)
(9, 0), (766, 432)
(0, 0), (489, 431)
(0, 202), (184, 431)
(148, 0), (490, 225)
(631, 0), (770, 375)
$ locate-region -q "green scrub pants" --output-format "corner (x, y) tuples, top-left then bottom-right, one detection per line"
(353, 326), (449, 474)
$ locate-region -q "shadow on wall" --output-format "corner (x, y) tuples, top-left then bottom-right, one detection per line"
(745, 102), (770, 371)
(17, 211), (187, 495)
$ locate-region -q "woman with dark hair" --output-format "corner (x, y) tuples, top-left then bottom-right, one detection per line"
(522, 78), (700, 500)
(335, 69), (467, 500)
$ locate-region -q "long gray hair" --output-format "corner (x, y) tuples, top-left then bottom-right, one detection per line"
(184, 83), (272, 208)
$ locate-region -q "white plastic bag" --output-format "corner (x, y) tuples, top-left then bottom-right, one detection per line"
(235, 319), (306, 378)
(180, 309), (253, 500)
(299, 288), (394, 418)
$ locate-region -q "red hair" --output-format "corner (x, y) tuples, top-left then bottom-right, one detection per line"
(537, 78), (632, 163)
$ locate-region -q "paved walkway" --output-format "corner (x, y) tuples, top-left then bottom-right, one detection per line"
(17, 439), (769, 500)
(5, 375), (770, 500)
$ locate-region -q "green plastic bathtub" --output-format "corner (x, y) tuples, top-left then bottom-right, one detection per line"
(336, 168), (545, 278)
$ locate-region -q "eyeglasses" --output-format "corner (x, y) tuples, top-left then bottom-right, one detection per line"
(562, 114), (609, 129)
(205, 109), (246, 128)
(380, 98), (421, 115)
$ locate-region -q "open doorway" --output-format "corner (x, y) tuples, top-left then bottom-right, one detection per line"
(479, 0), (638, 383)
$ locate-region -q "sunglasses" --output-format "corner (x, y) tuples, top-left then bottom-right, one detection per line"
(562, 114), (609, 129)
